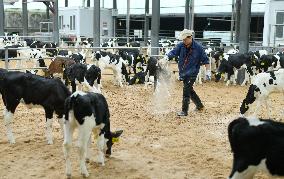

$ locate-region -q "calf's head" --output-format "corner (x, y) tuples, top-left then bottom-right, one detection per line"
(105, 130), (123, 157)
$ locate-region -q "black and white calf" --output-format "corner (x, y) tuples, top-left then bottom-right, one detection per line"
(0, 44), (23, 60)
(63, 91), (123, 178)
(145, 57), (171, 95)
(94, 51), (129, 87)
(228, 117), (284, 179)
(240, 68), (284, 117)
(0, 70), (71, 144)
(215, 53), (253, 86)
(119, 49), (146, 74)
(16, 48), (46, 68)
(64, 63), (101, 93)
(30, 41), (58, 57)
(256, 54), (283, 73)
(69, 51), (86, 64)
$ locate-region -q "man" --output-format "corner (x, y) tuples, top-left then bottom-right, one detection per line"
(164, 29), (211, 116)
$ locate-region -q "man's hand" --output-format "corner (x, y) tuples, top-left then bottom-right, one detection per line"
(206, 70), (211, 80)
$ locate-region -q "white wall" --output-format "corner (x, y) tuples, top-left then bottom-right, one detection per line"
(263, 0), (284, 46)
(59, 7), (113, 38)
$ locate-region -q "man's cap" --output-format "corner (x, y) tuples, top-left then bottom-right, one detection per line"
(178, 29), (194, 40)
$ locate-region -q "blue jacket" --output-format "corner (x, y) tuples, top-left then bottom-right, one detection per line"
(167, 40), (209, 78)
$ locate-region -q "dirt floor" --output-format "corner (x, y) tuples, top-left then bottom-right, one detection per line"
(0, 61), (283, 179)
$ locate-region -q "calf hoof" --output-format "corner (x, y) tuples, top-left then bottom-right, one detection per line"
(66, 174), (71, 179)
(47, 140), (53, 145)
(86, 158), (90, 163)
(8, 138), (16, 144)
(81, 172), (89, 178)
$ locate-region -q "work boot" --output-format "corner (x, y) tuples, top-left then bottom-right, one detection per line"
(177, 98), (189, 116)
(194, 104), (205, 112)
(191, 94), (204, 112)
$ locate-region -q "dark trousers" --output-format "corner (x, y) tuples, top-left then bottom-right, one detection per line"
(182, 76), (203, 108)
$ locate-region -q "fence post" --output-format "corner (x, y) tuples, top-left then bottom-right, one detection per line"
(4, 47), (8, 69)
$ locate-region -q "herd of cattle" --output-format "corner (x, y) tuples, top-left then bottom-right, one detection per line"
(0, 35), (284, 178)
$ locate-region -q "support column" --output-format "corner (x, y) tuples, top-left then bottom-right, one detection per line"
(151, 0), (160, 55)
(93, 0), (100, 47)
(230, 0), (235, 43)
(144, 0), (149, 45)
(0, 0), (4, 36)
(239, 0), (252, 53)
(237, 0), (252, 85)
(184, 0), (189, 29)
(22, 0), (28, 36)
(189, 0), (194, 30)
(53, 0), (59, 45)
(113, 0), (117, 37)
(235, 0), (241, 43)
(126, 0), (130, 43)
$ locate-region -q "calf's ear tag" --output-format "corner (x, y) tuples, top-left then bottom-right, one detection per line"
(112, 137), (119, 143)
(135, 78), (139, 84)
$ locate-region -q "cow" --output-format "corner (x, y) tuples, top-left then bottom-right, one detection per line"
(0, 70), (71, 144)
(228, 117), (284, 179)
(101, 38), (118, 53)
(30, 41), (58, 57)
(256, 54), (283, 73)
(94, 51), (129, 87)
(128, 67), (146, 85)
(119, 49), (146, 74)
(63, 91), (123, 178)
(215, 53), (254, 86)
(16, 48), (46, 68)
(47, 56), (76, 79)
(145, 56), (171, 95)
(0, 44), (23, 60)
(64, 63), (101, 93)
(69, 51), (86, 64)
(144, 56), (158, 89)
(240, 68), (284, 117)
(58, 50), (72, 57)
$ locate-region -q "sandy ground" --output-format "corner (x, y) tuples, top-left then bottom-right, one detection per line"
(0, 61), (283, 179)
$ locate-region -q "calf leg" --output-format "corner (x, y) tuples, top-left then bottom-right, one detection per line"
(44, 108), (54, 144)
(57, 115), (64, 138)
(78, 125), (93, 177)
(63, 119), (74, 178)
(86, 136), (92, 163)
(264, 97), (271, 118)
(97, 134), (106, 166)
(229, 158), (257, 179)
(3, 108), (15, 144)
(3, 99), (19, 144)
(241, 71), (249, 86)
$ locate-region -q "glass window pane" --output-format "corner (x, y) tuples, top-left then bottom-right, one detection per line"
(276, 11), (284, 38)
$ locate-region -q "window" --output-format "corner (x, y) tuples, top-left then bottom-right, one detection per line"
(59, 15), (63, 29)
(73, 15), (75, 30)
(69, 15), (76, 30)
(70, 16), (72, 30)
(276, 11), (284, 38)
(103, 29), (108, 36)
